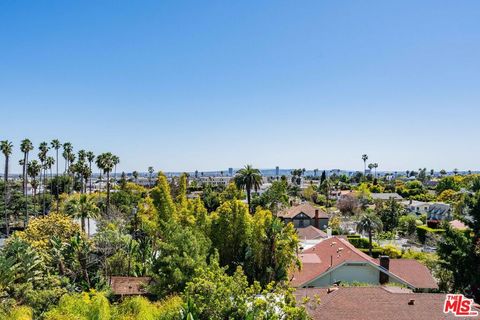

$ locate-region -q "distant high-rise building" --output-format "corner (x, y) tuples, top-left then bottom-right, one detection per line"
(275, 166), (280, 176)
(228, 168), (233, 176)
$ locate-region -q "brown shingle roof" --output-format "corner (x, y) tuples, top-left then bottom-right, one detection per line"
(297, 225), (328, 240)
(382, 259), (438, 290)
(110, 276), (151, 295)
(295, 287), (478, 320)
(292, 237), (377, 287)
(277, 203), (328, 219)
(292, 237), (437, 290)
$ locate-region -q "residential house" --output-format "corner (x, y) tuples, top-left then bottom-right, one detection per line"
(427, 203), (452, 222)
(297, 225), (328, 241)
(197, 176), (233, 187)
(295, 287), (477, 320)
(334, 190), (355, 201)
(402, 200), (430, 215)
(277, 203), (329, 229)
(291, 236), (438, 292)
(371, 193), (404, 201)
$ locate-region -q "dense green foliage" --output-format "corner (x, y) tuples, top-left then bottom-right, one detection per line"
(437, 191), (480, 301)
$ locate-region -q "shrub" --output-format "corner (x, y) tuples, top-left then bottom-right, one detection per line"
(113, 296), (183, 320)
(359, 248), (383, 258)
(0, 306), (33, 320)
(398, 215), (418, 236)
(381, 245), (402, 258)
(44, 291), (111, 320)
(346, 235), (360, 239)
(347, 236), (376, 249)
(416, 225), (445, 244)
(377, 231), (396, 240)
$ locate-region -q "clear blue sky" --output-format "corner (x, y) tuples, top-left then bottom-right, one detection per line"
(1, 1), (479, 173)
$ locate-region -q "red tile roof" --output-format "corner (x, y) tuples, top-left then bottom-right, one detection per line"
(277, 203), (328, 219)
(297, 225), (328, 240)
(291, 236), (437, 290)
(295, 287), (478, 320)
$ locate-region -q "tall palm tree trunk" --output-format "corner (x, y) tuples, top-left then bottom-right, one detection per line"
(24, 153), (29, 226)
(32, 185), (36, 216)
(81, 216), (86, 233)
(4, 155), (9, 236)
(89, 163), (93, 194)
(56, 149), (59, 214)
(106, 171), (110, 214)
(246, 187), (251, 214)
(50, 168), (53, 211)
(42, 167), (46, 215)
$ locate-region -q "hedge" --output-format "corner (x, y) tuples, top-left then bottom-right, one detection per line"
(416, 225), (445, 244)
(347, 236), (378, 249)
(359, 248), (383, 258)
(347, 235), (361, 239)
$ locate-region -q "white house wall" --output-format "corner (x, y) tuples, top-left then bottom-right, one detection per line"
(306, 263), (402, 287)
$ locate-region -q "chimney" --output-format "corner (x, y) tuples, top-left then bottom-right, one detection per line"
(408, 299), (415, 305)
(327, 286), (339, 294)
(379, 255), (390, 284)
(314, 209), (319, 228)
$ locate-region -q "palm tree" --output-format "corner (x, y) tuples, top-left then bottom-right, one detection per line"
(46, 156), (55, 194)
(132, 171), (139, 183)
(76, 160), (91, 194)
(68, 153), (76, 174)
(96, 153), (116, 214)
(112, 155), (120, 183)
(373, 163), (379, 178)
(78, 150), (86, 162)
(38, 142), (49, 215)
(362, 154), (368, 175)
(1, 140), (13, 236)
(27, 160), (41, 216)
(64, 194), (99, 235)
(86, 151), (95, 193)
(20, 139), (34, 225)
(75, 150), (88, 193)
(148, 166), (154, 188)
(51, 139), (62, 213)
(234, 165), (262, 213)
(82, 164), (92, 194)
(368, 163), (374, 177)
(62, 142), (73, 174)
(288, 184), (301, 198)
(357, 211), (383, 257)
